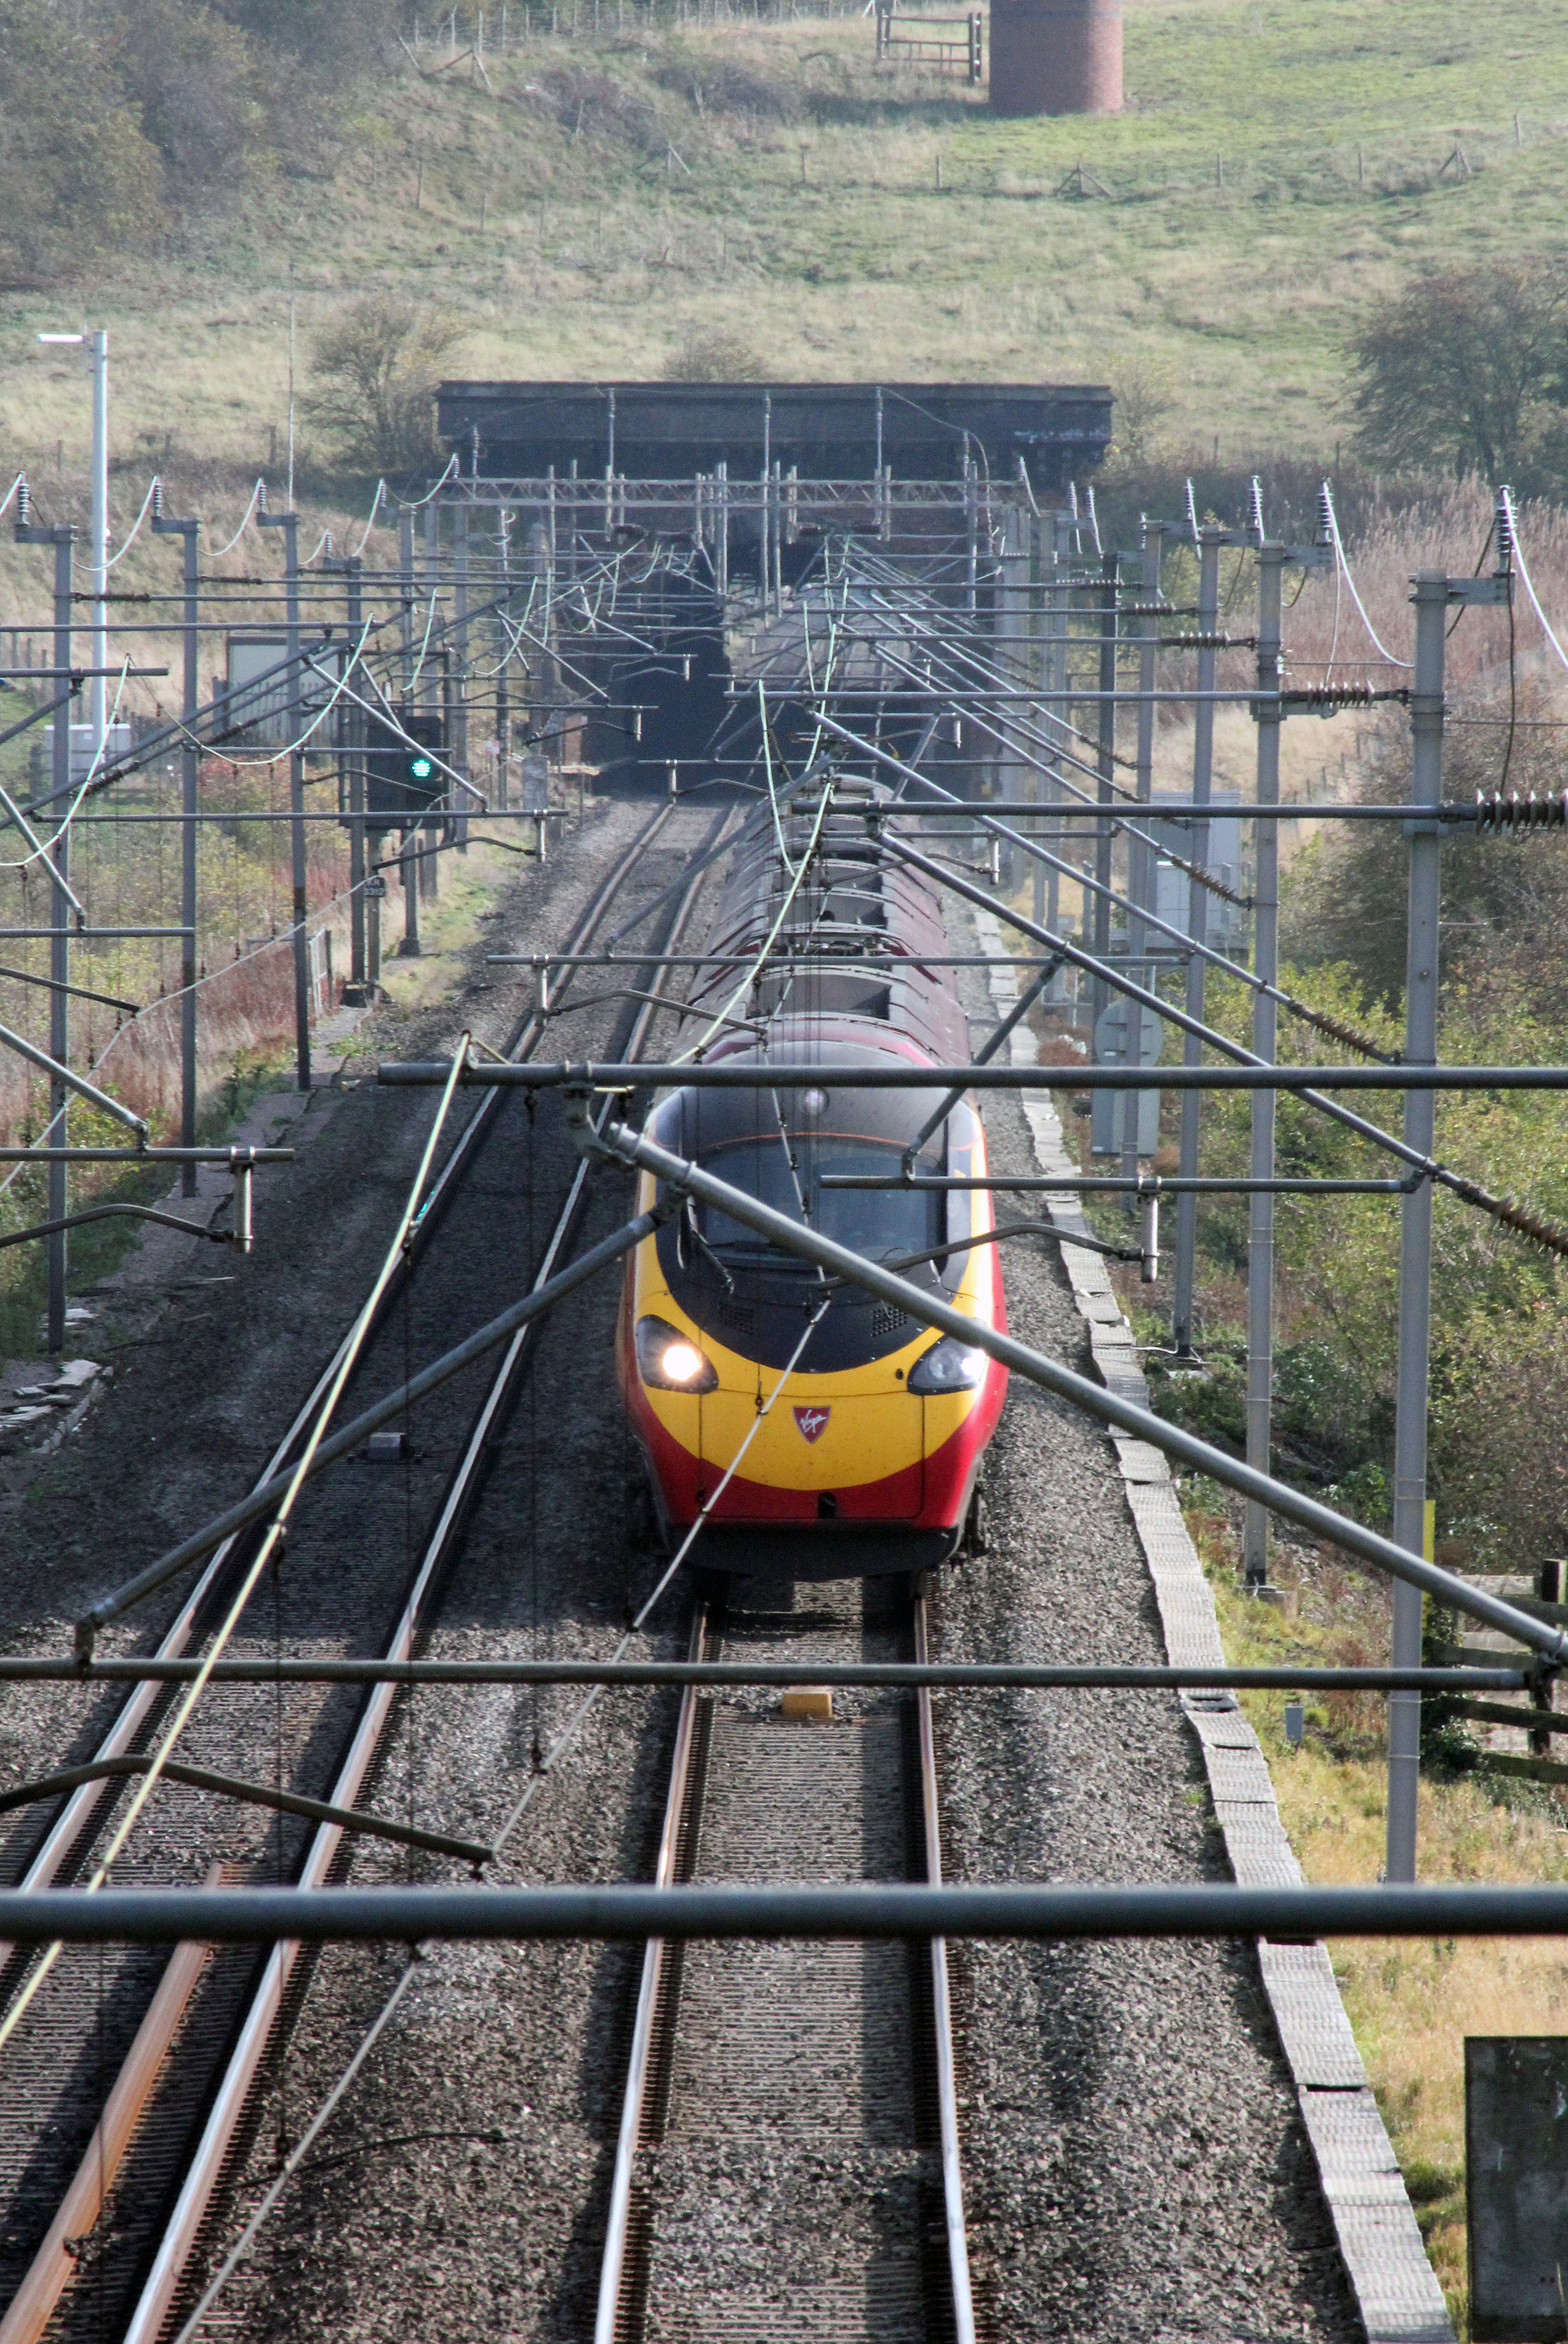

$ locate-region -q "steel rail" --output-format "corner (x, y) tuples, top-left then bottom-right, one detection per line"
(24, 806), (676, 1941)
(594, 1606), (711, 2344)
(914, 1593), (976, 2344)
(0, 800), (686, 2344)
(0, 1040), (476, 2071)
(75, 1207), (666, 1651)
(0, 1868), (224, 2344)
(120, 808), (731, 2344)
(6, 1881), (1568, 1942)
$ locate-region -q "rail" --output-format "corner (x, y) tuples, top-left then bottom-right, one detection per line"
(0, 798), (690, 2344)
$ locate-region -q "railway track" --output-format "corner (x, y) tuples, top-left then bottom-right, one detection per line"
(596, 1577), (978, 2344)
(0, 795), (731, 2344)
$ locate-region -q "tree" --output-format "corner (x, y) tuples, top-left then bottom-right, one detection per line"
(1346, 265), (1568, 484)
(304, 298), (465, 477)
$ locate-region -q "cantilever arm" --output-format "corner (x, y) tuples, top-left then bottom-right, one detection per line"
(0, 1753), (491, 1868)
(0, 1203), (231, 1253)
(0, 1020), (147, 1136)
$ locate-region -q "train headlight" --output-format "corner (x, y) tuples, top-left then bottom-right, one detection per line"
(635, 1314), (718, 1393)
(908, 1335), (988, 1394)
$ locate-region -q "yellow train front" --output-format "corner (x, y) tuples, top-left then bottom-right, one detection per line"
(615, 779), (1009, 1579)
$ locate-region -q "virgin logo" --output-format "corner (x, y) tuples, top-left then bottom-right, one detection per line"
(793, 1405), (831, 1443)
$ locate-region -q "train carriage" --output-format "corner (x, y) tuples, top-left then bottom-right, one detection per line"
(617, 779), (1009, 1578)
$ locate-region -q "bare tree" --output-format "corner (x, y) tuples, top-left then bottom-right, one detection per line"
(1108, 360), (1175, 471)
(661, 326), (766, 382)
(304, 297), (465, 476)
(1347, 266), (1568, 484)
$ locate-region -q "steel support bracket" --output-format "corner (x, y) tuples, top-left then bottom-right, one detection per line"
(1445, 574), (1514, 605)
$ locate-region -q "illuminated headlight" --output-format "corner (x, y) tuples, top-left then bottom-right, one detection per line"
(635, 1314), (718, 1393)
(908, 1335), (988, 1394)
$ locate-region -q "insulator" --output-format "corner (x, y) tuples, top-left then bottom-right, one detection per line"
(1248, 476), (1265, 546)
(1281, 683), (1376, 708)
(1495, 486), (1514, 563)
(151, 480), (164, 521)
(15, 480), (28, 526)
(1474, 790), (1568, 833)
(1185, 477), (1200, 544)
(1315, 483), (1335, 550)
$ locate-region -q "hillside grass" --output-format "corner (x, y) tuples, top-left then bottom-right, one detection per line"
(1180, 1488), (1568, 2341)
(4, 0), (1568, 494)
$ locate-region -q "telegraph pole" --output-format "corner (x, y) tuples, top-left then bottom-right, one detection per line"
(1243, 543), (1286, 1588)
(1172, 527), (1222, 1355)
(151, 489), (201, 1193)
(15, 496), (75, 1352)
(1122, 519), (1162, 1193)
(1091, 547), (1118, 1029)
(1383, 559), (1507, 1879)
(259, 501), (310, 1090)
(325, 554), (366, 994)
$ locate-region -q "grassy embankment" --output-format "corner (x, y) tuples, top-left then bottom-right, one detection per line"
(3, 0), (1568, 485)
(1181, 1492), (1568, 2340)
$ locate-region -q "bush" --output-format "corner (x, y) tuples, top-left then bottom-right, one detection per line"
(661, 326), (767, 383)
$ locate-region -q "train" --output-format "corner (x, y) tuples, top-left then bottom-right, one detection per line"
(616, 776), (1009, 1579)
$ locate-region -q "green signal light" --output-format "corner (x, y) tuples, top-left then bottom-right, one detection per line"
(409, 754), (435, 781)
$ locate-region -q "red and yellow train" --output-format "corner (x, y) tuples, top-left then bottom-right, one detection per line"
(617, 780), (1008, 1578)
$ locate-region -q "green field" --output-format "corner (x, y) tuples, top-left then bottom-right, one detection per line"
(3, 0), (1568, 502)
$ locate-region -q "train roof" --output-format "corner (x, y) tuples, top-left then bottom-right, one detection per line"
(687, 780), (969, 1067)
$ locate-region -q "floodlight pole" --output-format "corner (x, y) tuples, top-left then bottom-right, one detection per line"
(151, 494), (201, 1193)
(88, 331), (108, 765)
(258, 503), (309, 1091)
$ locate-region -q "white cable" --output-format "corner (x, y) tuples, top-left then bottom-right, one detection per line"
(0, 474), (23, 519)
(170, 628), (375, 768)
(1324, 485), (1413, 669)
(0, 660), (135, 869)
(399, 453), (459, 511)
(302, 529), (333, 567)
(758, 682), (797, 879)
(1500, 487), (1568, 677)
(205, 479), (266, 560)
(104, 477), (161, 570)
(670, 786), (831, 1065)
(352, 479), (386, 555)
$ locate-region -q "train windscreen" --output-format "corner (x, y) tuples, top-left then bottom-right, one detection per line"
(698, 1138), (939, 1264)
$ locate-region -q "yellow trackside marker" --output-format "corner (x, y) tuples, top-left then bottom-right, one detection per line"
(781, 1688), (835, 1722)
